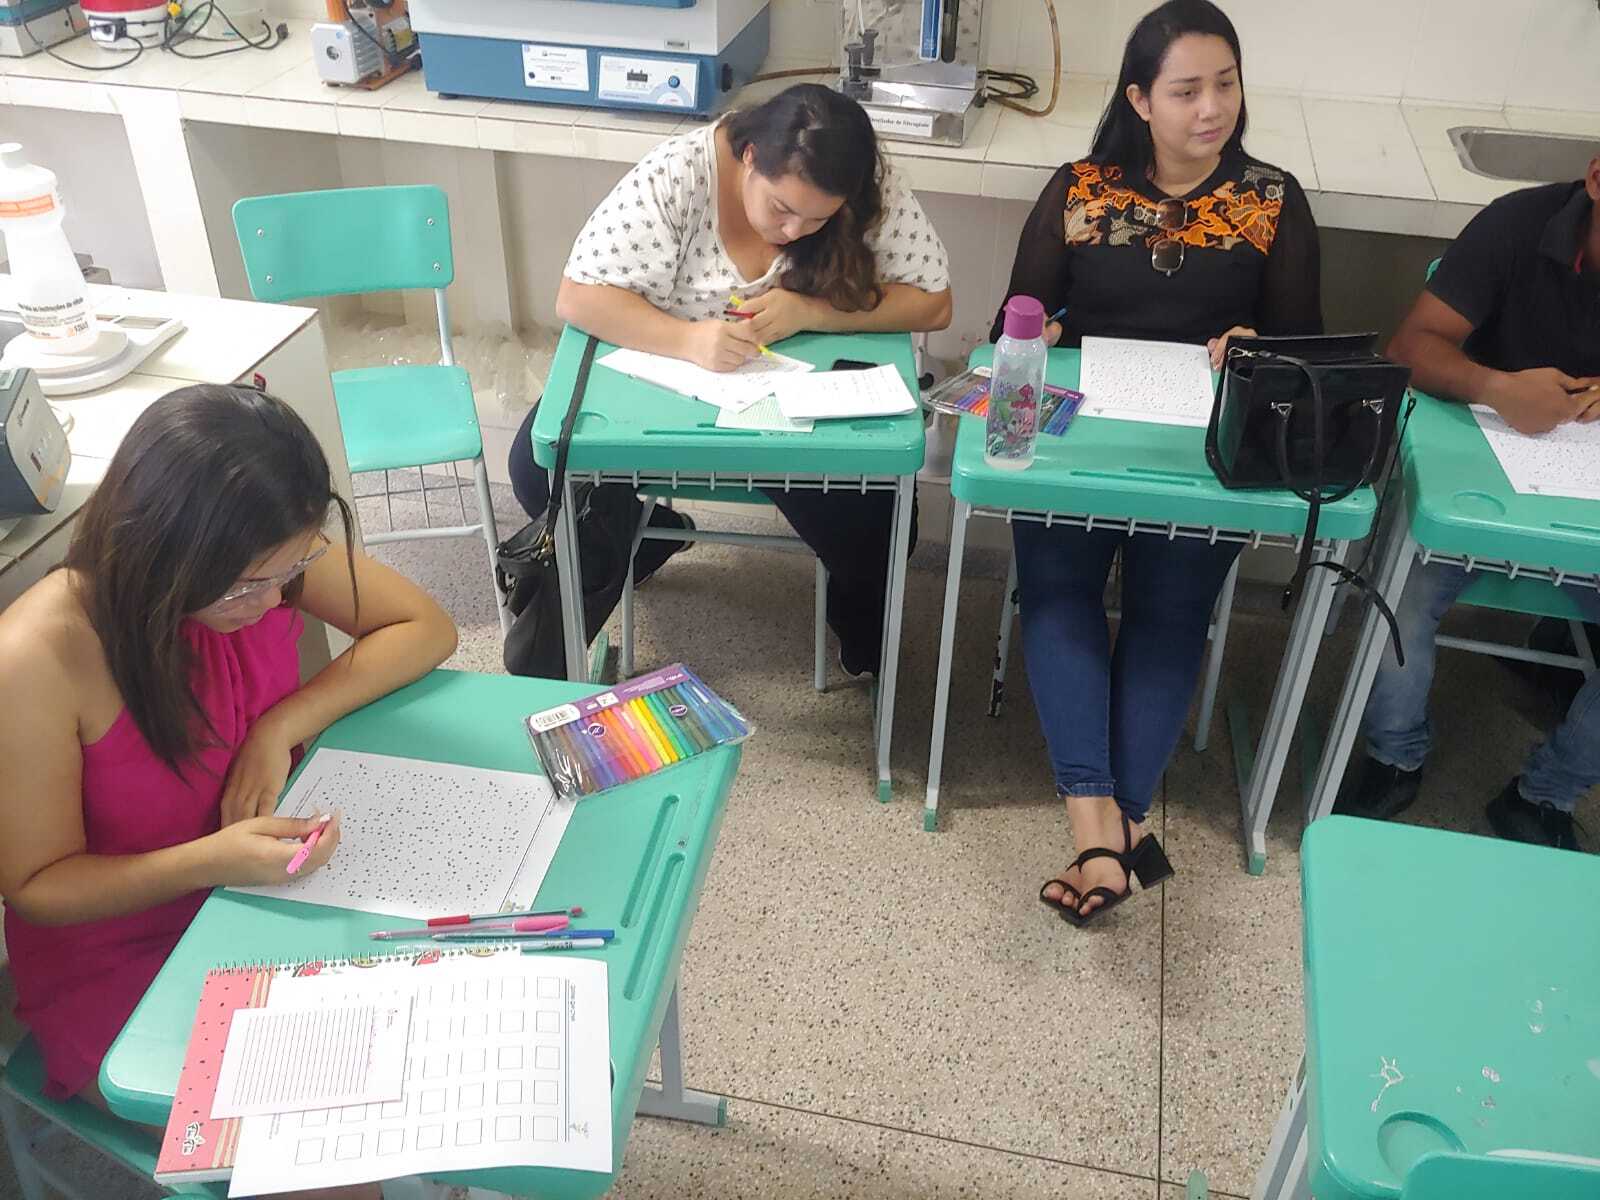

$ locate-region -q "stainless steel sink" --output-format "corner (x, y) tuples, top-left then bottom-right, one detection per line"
(1450, 126), (1600, 182)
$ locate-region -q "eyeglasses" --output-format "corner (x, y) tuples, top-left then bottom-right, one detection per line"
(200, 536), (329, 615)
(1151, 198), (1187, 277)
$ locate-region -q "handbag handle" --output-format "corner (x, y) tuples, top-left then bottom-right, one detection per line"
(1267, 352), (1408, 666)
(534, 333), (600, 561)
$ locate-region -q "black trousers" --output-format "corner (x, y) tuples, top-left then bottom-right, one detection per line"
(509, 403), (917, 673)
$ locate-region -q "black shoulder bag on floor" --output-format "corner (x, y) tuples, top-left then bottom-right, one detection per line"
(1205, 333), (1415, 661)
(497, 334), (642, 678)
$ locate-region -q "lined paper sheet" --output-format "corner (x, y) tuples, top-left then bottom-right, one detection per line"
(714, 394), (814, 433)
(228, 750), (574, 920)
(1471, 405), (1600, 500)
(599, 347), (812, 411)
(228, 954), (613, 1195)
(212, 1004), (411, 1120)
(774, 363), (916, 419)
(1078, 336), (1215, 427)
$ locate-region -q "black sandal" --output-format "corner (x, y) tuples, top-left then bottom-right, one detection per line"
(1038, 874), (1085, 914)
(1058, 814), (1176, 929)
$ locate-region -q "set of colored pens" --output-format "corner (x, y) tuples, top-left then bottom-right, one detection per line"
(525, 664), (753, 800)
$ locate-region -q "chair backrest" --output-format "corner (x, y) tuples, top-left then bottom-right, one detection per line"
(1401, 1151), (1600, 1200)
(232, 185), (455, 304)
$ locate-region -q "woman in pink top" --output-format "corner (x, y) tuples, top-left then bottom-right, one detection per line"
(0, 385), (457, 1200)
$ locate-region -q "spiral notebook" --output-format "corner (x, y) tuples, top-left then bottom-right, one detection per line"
(155, 947), (612, 1195)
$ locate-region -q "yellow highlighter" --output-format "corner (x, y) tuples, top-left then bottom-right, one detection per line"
(725, 294), (778, 360)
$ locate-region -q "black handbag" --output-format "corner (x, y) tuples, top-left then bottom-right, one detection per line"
(1205, 333), (1414, 657)
(497, 334), (643, 678)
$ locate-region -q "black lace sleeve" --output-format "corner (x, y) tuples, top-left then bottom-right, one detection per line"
(1256, 172), (1323, 336)
(989, 163), (1074, 342)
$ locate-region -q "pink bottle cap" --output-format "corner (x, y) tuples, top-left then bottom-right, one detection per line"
(1002, 295), (1045, 340)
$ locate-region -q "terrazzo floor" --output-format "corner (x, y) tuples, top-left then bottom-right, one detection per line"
(2, 473), (1593, 1200)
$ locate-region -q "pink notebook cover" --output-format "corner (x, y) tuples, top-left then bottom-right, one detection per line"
(153, 964), (281, 1183)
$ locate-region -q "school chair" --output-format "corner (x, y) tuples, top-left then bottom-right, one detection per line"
(986, 552), (1241, 752)
(0, 1035), (227, 1200)
(621, 488), (830, 689)
(232, 186), (511, 635)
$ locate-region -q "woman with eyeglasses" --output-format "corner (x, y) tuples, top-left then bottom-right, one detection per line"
(992, 0), (1321, 927)
(0, 386), (453, 1190)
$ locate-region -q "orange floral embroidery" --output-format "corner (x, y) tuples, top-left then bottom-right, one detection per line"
(1059, 161), (1283, 255)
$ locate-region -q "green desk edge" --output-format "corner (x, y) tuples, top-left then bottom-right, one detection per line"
(1402, 389), (1600, 575)
(1301, 817), (1600, 1200)
(100, 669), (740, 1200)
(531, 324), (924, 477)
(953, 347), (1377, 541)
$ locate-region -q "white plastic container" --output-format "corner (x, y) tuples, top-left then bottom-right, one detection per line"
(0, 144), (94, 355)
(984, 295), (1047, 470)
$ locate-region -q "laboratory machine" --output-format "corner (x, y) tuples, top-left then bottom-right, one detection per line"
(838, 0), (986, 146)
(408, 0), (769, 116)
(0, 0), (84, 57)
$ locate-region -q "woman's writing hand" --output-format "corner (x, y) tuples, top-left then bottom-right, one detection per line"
(1045, 321), (1063, 348)
(1208, 325), (1257, 370)
(740, 289), (827, 345)
(684, 319), (761, 372)
(206, 813), (341, 887)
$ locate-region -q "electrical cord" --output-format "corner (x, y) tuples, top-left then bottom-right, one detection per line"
(749, 65), (836, 83)
(19, 13), (144, 70)
(162, 2), (287, 59)
(985, 0), (1059, 117)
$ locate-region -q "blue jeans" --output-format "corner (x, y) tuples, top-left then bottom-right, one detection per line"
(1361, 559), (1600, 812)
(1012, 522), (1242, 821)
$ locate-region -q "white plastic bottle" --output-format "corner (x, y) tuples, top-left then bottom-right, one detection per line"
(0, 144), (95, 356)
(985, 295), (1047, 470)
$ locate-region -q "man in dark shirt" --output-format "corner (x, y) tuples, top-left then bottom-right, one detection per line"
(1335, 153), (1600, 850)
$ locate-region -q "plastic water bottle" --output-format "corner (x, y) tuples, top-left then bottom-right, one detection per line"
(985, 295), (1047, 470)
(0, 143), (94, 355)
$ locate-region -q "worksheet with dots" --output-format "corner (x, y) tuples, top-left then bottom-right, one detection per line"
(1472, 405), (1600, 501)
(1078, 335), (1217, 427)
(228, 952), (612, 1195)
(228, 749), (574, 919)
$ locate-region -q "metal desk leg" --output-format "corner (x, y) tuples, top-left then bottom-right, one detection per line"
(1304, 519), (1419, 824)
(873, 475), (916, 804)
(924, 500), (972, 832)
(1195, 556), (1241, 753)
(1239, 540), (1349, 874)
(553, 473), (587, 683)
(988, 552), (1018, 717)
(1250, 1057), (1311, 1200)
(635, 984), (727, 1126)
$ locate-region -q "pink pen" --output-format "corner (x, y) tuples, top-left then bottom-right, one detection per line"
(370, 915), (568, 941)
(285, 814), (332, 876)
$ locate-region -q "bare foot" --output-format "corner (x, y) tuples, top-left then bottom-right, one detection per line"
(1046, 796), (1144, 920)
(1042, 793), (1109, 910)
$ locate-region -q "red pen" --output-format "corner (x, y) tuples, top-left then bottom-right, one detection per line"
(424, 905), (583, 928)
(371, 915), (569, 941)
(722, 308), (754, 320)
(285, 813), (332, 876)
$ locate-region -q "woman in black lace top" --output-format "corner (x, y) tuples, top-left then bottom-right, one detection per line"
(993, 0), (1324, 927)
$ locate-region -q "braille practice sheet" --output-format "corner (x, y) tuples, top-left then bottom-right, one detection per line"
(1471, 405), (1600, 501)
(228, 750), (573, 919)
(226, 951), (613, 1195)
(1077, 336), (1216, 427)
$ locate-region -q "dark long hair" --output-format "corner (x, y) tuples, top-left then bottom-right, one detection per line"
(725, 83), (885, 312)
(64, 385), (357, 772)
(1090, 0), (1248, 181)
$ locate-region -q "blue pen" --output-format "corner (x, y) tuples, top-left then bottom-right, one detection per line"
(1047, 306), (1067, 324)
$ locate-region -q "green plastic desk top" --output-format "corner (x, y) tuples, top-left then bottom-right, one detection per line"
(1301, 817), (1600, 1200)
(952, 347), (1377, 541)
(100, 669), (739, 1200)
(1401, 390), (1600, 575)
(531, 324), (924, 477)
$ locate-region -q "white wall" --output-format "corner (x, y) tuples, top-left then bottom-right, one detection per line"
(269, 0), (1600, 112)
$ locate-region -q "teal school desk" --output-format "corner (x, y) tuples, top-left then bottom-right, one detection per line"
(1254, 816), (1600, 1199)
(1304, 388), (1600, 825)
(925, 347), (1377, 869)
(100, 669), (739, 1199)
(532, 325), (924, 802)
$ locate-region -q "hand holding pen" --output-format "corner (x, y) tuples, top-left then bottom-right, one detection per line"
(209, 811), (339, 887)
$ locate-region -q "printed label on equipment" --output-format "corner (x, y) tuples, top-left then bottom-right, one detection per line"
(521, 43), (589, 93)
(597, 54), (697, 108)
(866, 108), (936, 139)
